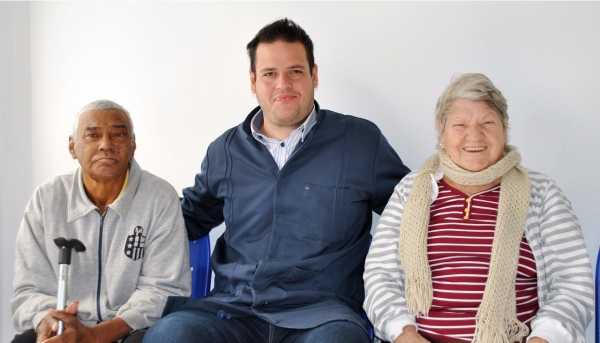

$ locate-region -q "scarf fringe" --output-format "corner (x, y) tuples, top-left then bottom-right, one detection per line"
(472, 316), (529, 343)
(405, 280), (433, 317)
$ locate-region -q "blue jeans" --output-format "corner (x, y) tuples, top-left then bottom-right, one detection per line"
(143, 309), (370, 343)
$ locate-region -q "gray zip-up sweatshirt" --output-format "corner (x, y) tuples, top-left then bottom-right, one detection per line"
(11, 159), (191, 332)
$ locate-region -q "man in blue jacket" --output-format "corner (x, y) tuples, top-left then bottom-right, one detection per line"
(144, 18), (410, 343)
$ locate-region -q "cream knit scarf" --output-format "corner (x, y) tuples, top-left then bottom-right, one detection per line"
(398, 146), (531, 343)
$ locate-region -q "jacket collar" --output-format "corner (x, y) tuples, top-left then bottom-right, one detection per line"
(68, 158), (140, 222)
(242, 100), (322, 136)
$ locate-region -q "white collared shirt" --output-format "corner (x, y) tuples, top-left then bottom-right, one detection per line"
(251, 106), (317, 169)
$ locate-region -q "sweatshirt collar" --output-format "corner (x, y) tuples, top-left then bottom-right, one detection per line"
(68, 158), (140, 222)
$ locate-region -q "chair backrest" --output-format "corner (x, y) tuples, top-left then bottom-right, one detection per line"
(189, 235), (212, 299)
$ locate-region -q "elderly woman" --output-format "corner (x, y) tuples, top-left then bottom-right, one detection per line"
(364, 73), (593, 343)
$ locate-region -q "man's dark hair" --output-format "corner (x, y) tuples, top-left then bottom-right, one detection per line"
(246, 18), (315, 77)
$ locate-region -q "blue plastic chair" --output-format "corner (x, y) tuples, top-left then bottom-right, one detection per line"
(189, 236), (212, 299)
(594, 249), (600, 343)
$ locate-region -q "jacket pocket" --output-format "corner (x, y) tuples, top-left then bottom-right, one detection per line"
(301, 183), (350, 242)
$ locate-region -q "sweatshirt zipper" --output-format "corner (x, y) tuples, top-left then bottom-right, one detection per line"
(96, 212), (105, 322)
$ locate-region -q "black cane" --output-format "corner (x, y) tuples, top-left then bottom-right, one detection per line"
(54, 237), (86, 335)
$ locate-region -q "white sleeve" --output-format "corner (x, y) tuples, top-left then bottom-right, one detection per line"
(363, 176), (418, 343)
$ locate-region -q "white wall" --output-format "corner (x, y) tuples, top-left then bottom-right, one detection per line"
(3, 2), (600, 342)
(0, 2), (32, 342)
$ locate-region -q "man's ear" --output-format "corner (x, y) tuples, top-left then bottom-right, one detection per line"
(249, 70), (256, 94)
(131, 137), (137, 158)
(68, 136), (77, 159)
(312, 64), (319, 88)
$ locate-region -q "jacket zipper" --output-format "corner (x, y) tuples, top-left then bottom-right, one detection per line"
(96, 212), (105, 321)
(278, 129), (312, 176)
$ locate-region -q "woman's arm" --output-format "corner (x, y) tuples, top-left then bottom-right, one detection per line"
(364, 174), (420, 343)
(527, 173), (593, 343)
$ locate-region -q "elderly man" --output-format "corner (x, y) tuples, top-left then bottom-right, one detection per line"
(144, 18), (410, 343)
(11, 100), (191, 343)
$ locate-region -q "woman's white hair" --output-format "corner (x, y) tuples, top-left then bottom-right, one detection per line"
(72, 99), (134, 140)
(435, 73), (509, 144)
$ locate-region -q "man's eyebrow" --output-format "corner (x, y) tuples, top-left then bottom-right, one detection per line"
(83, 124), (128, 132)
(259, 67), (277, 73)
(259, 65), (306, 73)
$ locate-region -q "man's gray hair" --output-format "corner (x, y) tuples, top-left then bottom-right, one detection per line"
(435, 73), (509, 143)
(72, 99), (135, 140)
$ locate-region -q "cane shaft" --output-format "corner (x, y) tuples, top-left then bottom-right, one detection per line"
(56, 264), (68, 335)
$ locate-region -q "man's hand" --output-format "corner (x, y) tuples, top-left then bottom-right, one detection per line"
(393, 325), (432, 343)
(35, 313), (57, 342)
(35, 301), (79, 343)
(528, 338), (549, 343)
(37, 300), (132, 343)
(38, 301), (101, 343)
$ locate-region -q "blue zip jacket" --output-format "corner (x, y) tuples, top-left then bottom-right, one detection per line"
(165, 101), (410, 330)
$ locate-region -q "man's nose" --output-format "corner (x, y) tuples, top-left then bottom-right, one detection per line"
(98, 136), (114, 151)
(276, 73), (292, 90)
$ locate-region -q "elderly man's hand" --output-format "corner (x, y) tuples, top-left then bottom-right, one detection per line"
(528, 338), (549, 343)
(393, 326), (432, 343)
(38, 301), (100, 343)
(35, 314), (57, 342)
(35, 301), (79, 343)
(37, 301), (132, 343)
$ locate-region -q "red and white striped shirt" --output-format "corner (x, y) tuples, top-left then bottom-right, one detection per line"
(416, 179), (538, 341)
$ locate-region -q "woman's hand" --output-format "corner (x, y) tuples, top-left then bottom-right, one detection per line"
(528, 338), (549, 343)
(393, 326), (431, 343)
